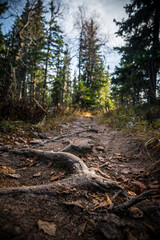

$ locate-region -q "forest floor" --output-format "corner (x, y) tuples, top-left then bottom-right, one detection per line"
(0, 115), (159, 240)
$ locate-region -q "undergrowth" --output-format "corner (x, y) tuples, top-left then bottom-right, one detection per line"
(97, 103), (160, 158)
(0, 120), (38, 136)
(37, 108), (77, 132)
(0, 108), (77, 135)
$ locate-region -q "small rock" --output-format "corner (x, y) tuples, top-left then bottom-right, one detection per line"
(33, 172), (42, 177)
(7, 173), (21, 179)
(32, 131), (39, 137)
(38, 133), (47, 139)
(96, 146), (105, 152)
(0, 145), (10, 151)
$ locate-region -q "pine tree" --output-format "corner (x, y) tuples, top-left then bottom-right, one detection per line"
(0, 2), (10, 102)
(114, 0), (160, 104)
(27, 0), (46, 100)
(77, 17), (108, 108)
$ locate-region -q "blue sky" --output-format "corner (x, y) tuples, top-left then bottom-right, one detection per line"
(62, 0), (130, 73)
(0, 0), (130, 73)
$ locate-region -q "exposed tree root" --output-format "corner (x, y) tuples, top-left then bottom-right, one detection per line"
(110, 189), (160, 213)
(0, 148), (127, 197)
(0, 142), (160, 239)
(0, 147), (159, 229)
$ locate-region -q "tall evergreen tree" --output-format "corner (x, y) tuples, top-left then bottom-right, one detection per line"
(77, 16), (109, 108)
(113, 0), (160, 104)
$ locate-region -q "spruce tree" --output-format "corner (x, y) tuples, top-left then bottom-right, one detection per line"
(113, 0), (160, 104)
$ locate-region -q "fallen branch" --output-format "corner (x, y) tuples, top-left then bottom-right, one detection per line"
(110, 190), (160, 213)
(36, 128), (98, 146)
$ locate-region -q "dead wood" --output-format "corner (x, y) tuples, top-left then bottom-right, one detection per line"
(36, 128), (98, 146)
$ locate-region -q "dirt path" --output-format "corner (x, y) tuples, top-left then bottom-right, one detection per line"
(0, 116), (159, 240)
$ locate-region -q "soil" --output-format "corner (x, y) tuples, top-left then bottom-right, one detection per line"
(0, 116), (160, 240)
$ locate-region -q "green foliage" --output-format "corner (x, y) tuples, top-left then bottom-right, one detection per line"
(112, 0), (160, 105)
(75, 17), (112, 109)
(0, 0), (72, 109)
(0, 120), (34, 135)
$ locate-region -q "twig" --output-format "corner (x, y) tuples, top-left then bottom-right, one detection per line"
(110, 190), (160, 213)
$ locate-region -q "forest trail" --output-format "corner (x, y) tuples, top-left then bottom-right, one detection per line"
(0, 116), (159, 240)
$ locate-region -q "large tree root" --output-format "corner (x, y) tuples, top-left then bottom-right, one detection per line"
(0, 148), (159, 214)
(0, 148), (127, 197)
(1, 148), (160, 240)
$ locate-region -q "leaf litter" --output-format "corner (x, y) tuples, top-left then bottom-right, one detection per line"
(0, 116), (159, 239)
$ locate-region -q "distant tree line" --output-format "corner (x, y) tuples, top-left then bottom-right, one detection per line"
(1, 0), (158, 119)
(0, 0), (111, 116)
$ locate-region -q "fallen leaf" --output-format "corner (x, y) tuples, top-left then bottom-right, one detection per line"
(114, 153), (122, 156)
(47, 162), (52, 168)
(105, 193), (112, 206)
(129, 207), (143, 218)
(127, 190), (137, 196)
(118, 164), (125, 167)
(18, 167), (27, 171)
(29, 140), (42, 144)
(81, 221), (87, 234)
(91, 201), (108, 211)
(38, 219), (56, 236)
(117, 175), (128, 183)
(33, 172), (41, 177)
(50, 172), (64, 181)
(98, 156), (105, 162)
(18, 137), (27, 143)
(127, 232), (138, 240)
(132, 180), (146, 190)
(121, 169), (131, 174)
(78, 221), (87, 236)
(63, 201), (84, 209)
(148, 184), (160, 189)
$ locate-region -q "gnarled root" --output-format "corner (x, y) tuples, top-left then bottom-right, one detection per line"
(0, 148), (127, 197)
